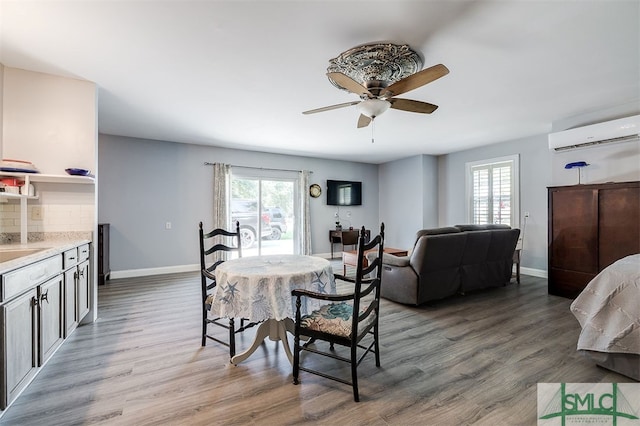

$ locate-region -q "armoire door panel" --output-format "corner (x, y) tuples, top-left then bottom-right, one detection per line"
(548, 181), (640, 298)
(599, 187), (640, 269)
(550, 188), (598, 273)
(549, 268), (597, 299)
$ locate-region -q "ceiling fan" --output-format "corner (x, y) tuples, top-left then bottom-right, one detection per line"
(303, 43), (449, 128)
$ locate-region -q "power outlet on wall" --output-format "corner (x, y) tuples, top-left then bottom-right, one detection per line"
(31, 206), (43, 220)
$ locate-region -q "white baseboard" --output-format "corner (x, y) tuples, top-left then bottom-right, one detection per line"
(317, 252), (349, 260)
(110, 263), (200, 280)
(110, 262), (548, 280)
(520, 266), (548, 279)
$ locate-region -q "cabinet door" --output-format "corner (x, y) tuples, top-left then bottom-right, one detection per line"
(39, 275), (64, 366)
(549, 187), (599, 297)
(77, 260), (90, 322)
(599, 186), (640, 269)
(550, 188), (599, 273)
(1, 288), (38, 409)
(63, 267), (78, 337)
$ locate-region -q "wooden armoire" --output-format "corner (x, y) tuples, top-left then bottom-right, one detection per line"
(548, 181), (640, 298)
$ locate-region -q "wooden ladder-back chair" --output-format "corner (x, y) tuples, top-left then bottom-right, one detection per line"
(199, 221), (255, 359)
(292, 223), (385, 402)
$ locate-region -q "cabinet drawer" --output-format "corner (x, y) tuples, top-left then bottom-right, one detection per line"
(2, 256), (63, 302)
(63, 248), (79, 268)
(78, 244), (90, 262)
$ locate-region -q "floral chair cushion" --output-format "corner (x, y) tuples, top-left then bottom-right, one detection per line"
(205, 293), (214, 308)
(300, 301), (376, 338)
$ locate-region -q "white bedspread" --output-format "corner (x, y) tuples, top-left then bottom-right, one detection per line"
(570, 254), (640, 355)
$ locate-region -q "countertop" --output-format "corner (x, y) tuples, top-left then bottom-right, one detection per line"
(0, 239), (91, 275)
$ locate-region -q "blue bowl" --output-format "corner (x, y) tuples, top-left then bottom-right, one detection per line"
(65, 168), (91, 176)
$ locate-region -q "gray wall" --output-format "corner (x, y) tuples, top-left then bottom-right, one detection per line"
(437, 103), (639, 273)
(438, 134), (553, 272)
(98, 134), (378, 274)
(99, 100), (639, 276)
(378, 154), (438, 249)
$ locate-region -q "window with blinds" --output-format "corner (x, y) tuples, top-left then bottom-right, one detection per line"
(466, 155), (519, 227)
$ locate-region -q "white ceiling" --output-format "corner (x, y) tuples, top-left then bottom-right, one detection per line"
(1, 1), (638, 164)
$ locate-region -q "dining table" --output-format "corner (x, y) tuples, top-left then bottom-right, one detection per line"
(210, 254), (336, 365)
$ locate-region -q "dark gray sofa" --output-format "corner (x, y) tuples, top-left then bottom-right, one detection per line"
(379, 224), (520, 305)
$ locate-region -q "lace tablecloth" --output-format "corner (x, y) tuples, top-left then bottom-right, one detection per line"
(211, 254), (336, 322)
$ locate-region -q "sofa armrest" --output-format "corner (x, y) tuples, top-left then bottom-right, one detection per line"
(381, 253), (411, 267)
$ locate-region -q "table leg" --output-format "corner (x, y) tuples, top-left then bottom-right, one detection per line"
(231, 320), (271, 365)
(231, 318), (296, 365)
(512, 249), (521, 284)
(279, 318), (295, 363)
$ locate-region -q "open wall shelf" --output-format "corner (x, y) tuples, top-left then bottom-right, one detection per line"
(0, 172), (94, 243)
(0, 171), (94, 185)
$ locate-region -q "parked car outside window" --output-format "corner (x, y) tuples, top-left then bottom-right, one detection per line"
(231, 199), (272, 247)
(264, 207), (287, 240)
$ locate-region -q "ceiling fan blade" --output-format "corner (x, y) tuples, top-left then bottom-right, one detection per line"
(302, 100), (360, 115)
(357, 114), (372, 128)
(389, 98), (439, 114)
(383, 64), (449, 98)
(327, 72), (372, 97)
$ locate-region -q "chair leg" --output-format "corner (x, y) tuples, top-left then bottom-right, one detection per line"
(351, 344), (359, 402)
(374, 325), (381, 367)
(229, 318), (236, 359)
(202, 305), (207, 347)
(293, 331), (301, 385)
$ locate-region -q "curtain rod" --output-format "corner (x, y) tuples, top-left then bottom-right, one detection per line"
(204, 162), (312, 174)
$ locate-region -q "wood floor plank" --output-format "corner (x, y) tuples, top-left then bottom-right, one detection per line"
(0, 269), (635, 425)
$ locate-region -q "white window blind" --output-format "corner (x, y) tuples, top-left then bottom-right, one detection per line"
(467, 155), (519, 227)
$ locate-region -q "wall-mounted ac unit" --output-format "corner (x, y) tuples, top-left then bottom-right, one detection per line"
(548, 114), (640, 152)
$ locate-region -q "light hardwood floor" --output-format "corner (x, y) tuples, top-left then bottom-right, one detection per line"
(1, 268), (634, 425)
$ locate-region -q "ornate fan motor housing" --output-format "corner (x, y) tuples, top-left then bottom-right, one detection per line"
(302, 41), (448, 129)
(326, 43), (424, 93)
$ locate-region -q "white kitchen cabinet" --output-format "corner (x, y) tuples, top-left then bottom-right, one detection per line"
(63, 266), (78, 337)
(1, 242), (89, 412)
(62, 244), (90, 336)
(1, 288), (38, 410)
(37, 275), (64, 365)
(1, 271), (63, 410)
(77, 259), (90, 322)
(63, 247), (79, 336)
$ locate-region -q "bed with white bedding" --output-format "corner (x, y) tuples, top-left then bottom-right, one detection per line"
(570, 254), (640, 381)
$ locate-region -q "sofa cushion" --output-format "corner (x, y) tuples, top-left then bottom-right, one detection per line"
(459, 230), (492, 292)
(484, 228), (520, 286)
(411, 233), (467, 303)
(414, 226), (461, 245)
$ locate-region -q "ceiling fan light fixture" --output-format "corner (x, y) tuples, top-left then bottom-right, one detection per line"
(357, 99), (391, 118)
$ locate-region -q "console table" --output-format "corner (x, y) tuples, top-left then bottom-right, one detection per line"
(329, 229), (370, 259)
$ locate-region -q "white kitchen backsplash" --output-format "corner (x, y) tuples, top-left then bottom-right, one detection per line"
(0, 202), (94, 234)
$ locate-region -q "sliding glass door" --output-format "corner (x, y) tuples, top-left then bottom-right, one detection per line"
(230, 168), (299, 256)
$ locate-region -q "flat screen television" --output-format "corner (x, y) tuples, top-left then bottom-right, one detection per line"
(326, 180), (362, 206)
